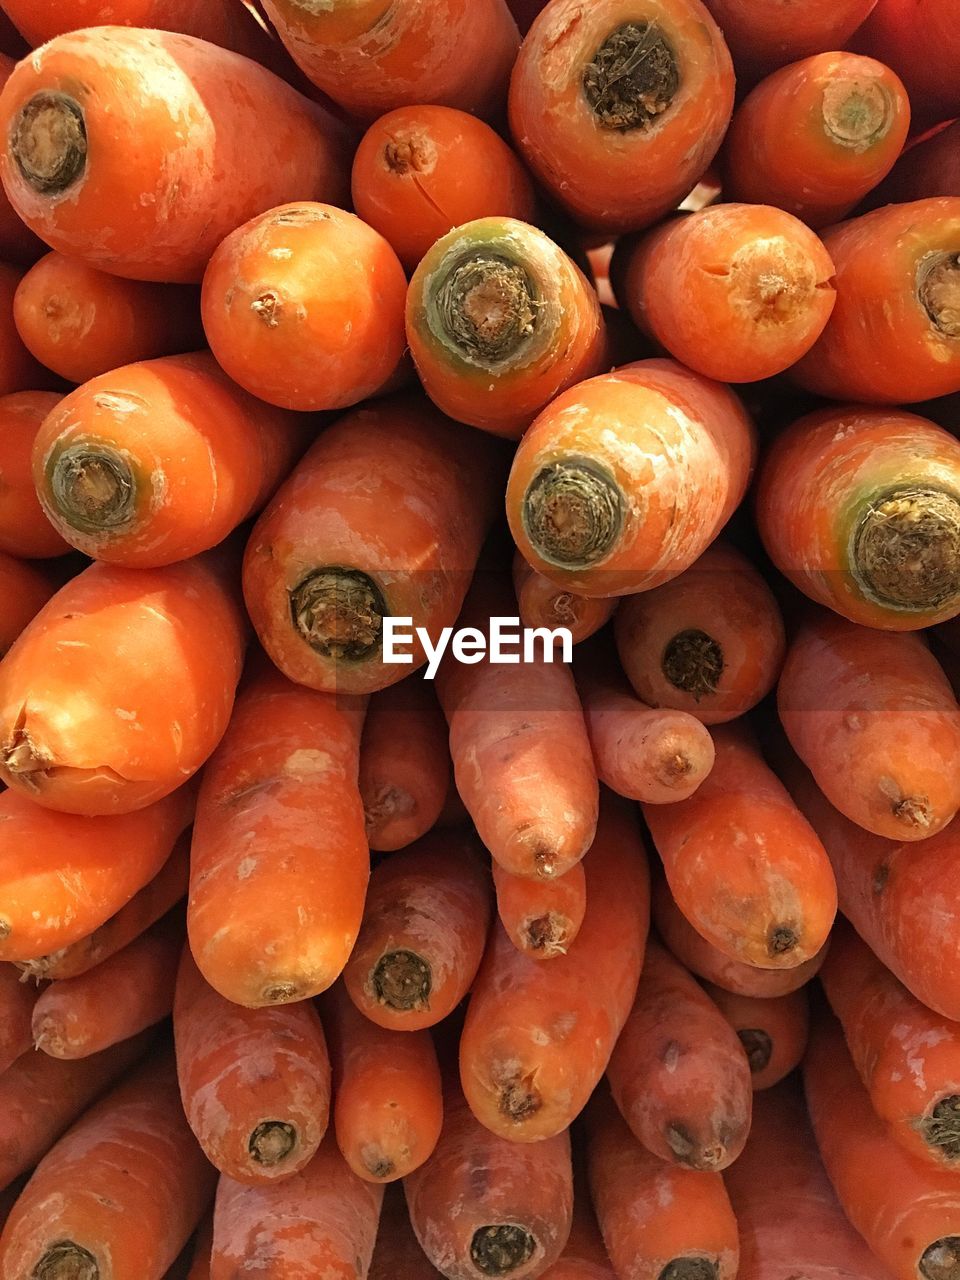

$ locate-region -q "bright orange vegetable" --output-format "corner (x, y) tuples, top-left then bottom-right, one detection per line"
(492, 860), (587, 961)
(0, 262), (51, 395)
(0, 552), (55, 657)
(853, 0), (960, 125)
(0, 964), (36, 1075)
(700, 0), (879, 80)
(869, 119), (960, 207)
(0, 392), (69, 560)
(370, 1184), (440, 1280)
(513, 553), (617, 649)
(703, 983), (810, 1091)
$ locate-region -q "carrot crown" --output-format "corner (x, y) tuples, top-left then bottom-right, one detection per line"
(919, 252), (960, 338)
(921, 1238), (960, 1280)
(849, 484), (960, 614)
(370, 948), (431, 1013)
(582, 21), (680, 131)
(290, 568), (387, 663)
(470, 1224), (537, 1277)
(12, 92), (87, 196)
(30, 1241), (98, 1280)
(820, 77), (895, 148)
(45, 443), (138, 537)
(522, 457), (625, 569)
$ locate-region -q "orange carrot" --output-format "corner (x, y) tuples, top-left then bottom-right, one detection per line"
(188, 662), (368, 1008)
(0, 61), (41, 266)
(509, 0), (734, 232)
(492, 860), (587, 961)
(0, 1049), (216, 1280)
(539, 1185), (615, 1280)
(243, 393), (505, 695)
(0, 391), (69, 560)
(0, 552), (55, 657)
(32, 352), (311, 568)
(0, 262), (52, 395)
(342, 829), (491, 1032)
(852, 0), (960, 126)
(370, 1184), (440, 1280)
(0, 964), (36, 1075)
(0, 27), (350, 283)
(506, 359), (756, 598)
(513, 553), (617, 649)
(869, 119), (960, 207)
(723, 53), (911, 228)
(702, 983), (809, 1092)
(0, 554), (246, 815)
(322, 983), (442, 1183)
(700, 0), (879, 81)
(459, 795), (649, 1141)
(406, 217), (607, 438)
(174, 949), (331, 1184)
(185, 1217), (213, 1280)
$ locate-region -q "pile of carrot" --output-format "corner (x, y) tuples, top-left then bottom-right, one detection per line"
(1, 1), (960, 1278)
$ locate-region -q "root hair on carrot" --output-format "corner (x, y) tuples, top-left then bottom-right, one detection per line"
(920, 1237), (960, 1280)
(290, 568), (386, 661)
(522, 457), (624, 568)
(31, 1241), (99, 1280)
(371, 949), (431, 1012)
(249, 1120), (297, 1167)
(469, 1223), (537, 1277)
(49, 445), (137, 534)
(582, 22), (680, 131)
(661, 630), (724, 699)
(853, 486), (960, 612)
(12, 93), (87, 195)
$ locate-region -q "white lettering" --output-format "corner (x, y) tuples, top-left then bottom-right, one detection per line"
(422, 626), (454, 680)
(380, 619), (575, 676)
(524, 626), (573, 664)
(489, 616), (521, 663)
(452, 627), (487, 664)
(382, 616), (414, 664)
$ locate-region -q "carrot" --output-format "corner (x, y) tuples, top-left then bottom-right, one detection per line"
(492, 860), (587, 961)
(702, 983), (809, 1092)
(243, 393), (505, 695)
(188, 662), (368, 1008)
(507, 0), (550, 34)
(371, 1184), (439, 1280)
(779, 612), (960, 841)
(174, 949), (331, 1184)
(459, 795), (649, 1141)
(756, 405), (960, 630)
(185, 1217), (213, 1280)
(513, 552), (617, 648)
(211, 1129), (383, 1279)
(13, 253), (204, 384)
(700, 0), (879, 81)
(613, 541), (786, 724)
(0, 392), (70, 560)
(853, 0), (960, 125)
(643, 724), (837, 969)
(405, 217), (607, 438)
(0, 554), (246, 814)
(870, 120), (960, 206)
(606, 938), (752, 1171)
(539, 1184), (615, 1280)
(404, 1076), (573, 1280)
(615, 206), (837, 382)
(0, 552), (55, 657)
(351, 106), (536, 274)
(506, 359), (756, 598)
(360, 679), (450, 853)
(509, 0), (734, 233)
(0, 964), (36, 1075)
(0, 27), (350, 283)
(0, 262), (52, 395)
(322, 983), (442, 1183)
(0, 1048), (216, 1280)
(586, 1089), (740, 1280)
(32, 352), (311, 568)
(723, 53), (910, 228)
(0, 60), (42, 266)
(805, 1006), (960, 1280)
(342, 829), (491, 1032)
(790, 199), (960, 403)
(257, 0), (519, 123)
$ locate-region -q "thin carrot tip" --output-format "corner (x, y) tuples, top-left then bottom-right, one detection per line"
(48, 445), (137, 535)
(523, 912), (570, 957)
(737, 1028), (772, 1074)
(853, 485), (960, 612)
(249, 1120), (298, 1167)
(361, 1148), (396, 1180)
(12, 92), (88, 195)
(821, 79), (892, 147)
(371, 948), (431, 1012)
(662, 630), (724, 700)
(918, 253), (960, 339)
(31, 1241), (99, 1280)
(767, 924), (799, 958)
(497, 1073), (542, 1124)
(920, 1237), (960, 1280)
(261, 981), (303, 1003)
(657, 1260), (720, 1280)
(522, 458), (624, 568)
(892, 793), (933, 830)
(290, 568), (385, 662)
(582, 21), (679, 132)
(433, 254), (540, 363)
(920, 1096), (960, 1161)
(470, 1224), (537, 1277)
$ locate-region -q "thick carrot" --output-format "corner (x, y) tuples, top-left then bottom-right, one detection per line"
(870, 120), (960, 206)
(406, 217), (607, 438)
(539, 1185), (615, 1280)
(756, 405), (960, 630)
(700, 0), (879, 81)
(0, 785), (193, 962)
(513, 553), (617, 649)
(322, 984), (442, 1183)
(702, 983), (809, 1092)
(586, 1089), (739, 1280)
(188, 663), (368, 1008)
(492, 860), (587, 961)
(13, 253), (203, 383)
(257, 0), (519, 123)
(805, 1007), (960, 1280)
(32, 352), (311, 568)
(459, 795), (649, 1141)
(0, 262), (52, 395)
(790, 199), (960, 403)
(370, 1184), (440, 1280)
(174, 949), (331, 1184)
(723, 53), (910, 228)
(506, 359), (756, 598)
(404, 1077), (573, 1280)
(779, 612), (960, 841)
(0, 27), (350, 283)
(615, 206), (837, 382)
(614, 541), (786, 724)
(606, 938), (752, 1171)
(0, 60), (42, 266)
(853, 0), (960, 125)
(342, 829), (491, 1032)
(0, 554), (246, 814)
(509, 0), (734, 233)
(0, 391), (70, 560)
(243, 393), (504, 695)
(0, 552), (55, 657)
(211, 1129), (383, 1279)
(0, 964), (36, 1075)
(0, 1049), (216, 1280)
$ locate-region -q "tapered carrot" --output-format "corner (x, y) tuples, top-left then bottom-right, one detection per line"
(404, 1077), (573, 1280)
(700, 0), (878, 81)
(322, 984), (442, 1183)
(586, 1090), (739, 1280)
(492, 860), (587, 961)
(0, 392), (69, 560)
(243, 393), (505, 695)
(0, 61), (41, 266)
(509, 0), (734, 233)
(853, 0), (960, 125)
(703, 983), (809, 1092)
(723, 54), (910, 228)
(459, 796), (649, 1141)
(0, 554), (246, 814)
(174, 950), (331, 1184)
(211, 1130), (383, 1279)
(539, 1185), (615, 1280)
(0, 1049), (216, 1280)
(506, 359), (756, 598)
(0, 28), (350, 283)
(780, 613), (960, 841)
(758, 405), (960, 630)
(406, 217), (607, 438)
(32, 352), (311, 568)
(790, 200), (960, 403)
(0, 262), (51, 395)
(0, 785), (193, 962)
(0, 552), (55, 656)
(870, 120), (960, 206)
(0, 965), (36, 1075)
(188, 663), (368, 1008)
(342, 829), (491, 1032)
(513, 553), (617, 649)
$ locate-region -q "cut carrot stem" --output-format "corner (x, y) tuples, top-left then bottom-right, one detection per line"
(0, 391), (70, 560)
(0, 963), (37, 1075)
(174, 949), (331, 1184)
(459, 795), (650, 1141)
(700, 0), (879, 81)
(406, 217), (607, 438)
(870, 119), (960, 206)
(0, 552), (56, 657)
(342, 828), (491, 1032)
(188, 663), (368, 1008)
(513, 552), (617, 648)
(702, 982), (809, 1092)
(0, 262), (53, 395)
(852, 0), (960, 126)
(370, 1183), (440, 1280)
(492, 860), (587, 961)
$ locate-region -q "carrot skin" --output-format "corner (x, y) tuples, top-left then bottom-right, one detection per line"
(852, 0), (960, 125)
(869, 119), (960, 206)
(0, 392), (69, 560)
(0, 263), (55, 396)
(700, 0), (879, 81)
(370, 1183), (441, 1280)
(539, 1186), (615, 1280)
(0, 552), (56, 657)
(513, 553), (617, 648)
(702, 983), (810, 1091)
(0, 965), (36, 1075)
(492, 860), (587, 961)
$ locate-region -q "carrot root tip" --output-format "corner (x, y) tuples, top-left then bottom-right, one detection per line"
(522, 458), (624, 568)
(384, 133), (436, 176)
(371, 948), (431, 1012)
(363, 783), (415, 835)
(920, 1238), (960, 1280)
(49, 445), (137, 535)
(891, 792), (932, 831)
(853, 486), (960, 613)
(12, 93), (87, 195)
(657, 1260), (719, 1280)
(582, 22), (679, 132)
(737, 1027), (773, 1074)
(497, 1074), (542, 1124)
(767, 924), (799, 958)
(662, 630), (724, 700)
(433, 254), (540, 363)
(918, 253), (960, 339)
(470, 1224), (537, 1277)
(290, 568), (385, 662)
(32, 1242), (99, 1280)
(665, 1121), (719, 1168)
(523, 912), (571, 957)
(249, 1120), (297, 1167)
(2, 723), (52, 785)
(360, 1147), (396, 1179)
(261, 982), (302, 1003)
(920, 1096), (960, 1161)
(821, 79), (892, 147)
(250, 291), (283, 328)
